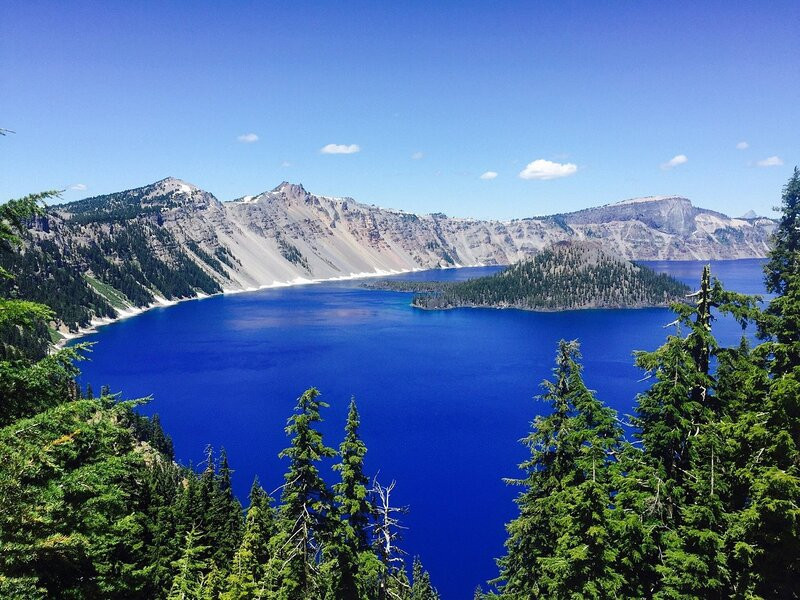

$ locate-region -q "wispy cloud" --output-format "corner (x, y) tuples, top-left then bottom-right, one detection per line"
(69, 183), (87, 191)
(480, 171), (498, 180)
(320, 143), (360, 155)
(280, 161), (292, 168)
(736, 141), (749, 150)
(519, 159), (577, 180)
(411, 151), (424, 160)
(237, 133), (259, 143)
(661, 154), (688, 170)
(756, 155), (783, 167)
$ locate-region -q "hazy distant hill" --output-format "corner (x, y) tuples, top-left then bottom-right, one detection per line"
(1, 178), (774, 332)
(387, 241), (691, 311)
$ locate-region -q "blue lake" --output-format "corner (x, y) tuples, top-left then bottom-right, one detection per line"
(74, 258), (767, 599)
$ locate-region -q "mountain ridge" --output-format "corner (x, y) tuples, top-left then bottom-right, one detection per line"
(5, 177), (776, 335)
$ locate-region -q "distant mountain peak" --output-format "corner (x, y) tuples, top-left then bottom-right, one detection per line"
(152, 177), (198, 195)
(272, 181), (308, 195)
(739, 209), (759, 219)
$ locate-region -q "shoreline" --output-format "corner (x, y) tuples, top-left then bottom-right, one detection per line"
(53, 256), (762, 347)
(55, 264), (468, 347)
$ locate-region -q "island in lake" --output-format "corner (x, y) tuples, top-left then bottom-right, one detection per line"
(367, 241), (690, 311)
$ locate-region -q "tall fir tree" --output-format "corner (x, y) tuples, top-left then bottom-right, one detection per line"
(763, 165), (800, 373)
(211, 447), (244, 569)
(409, 556), (439, 600)
(494, 340), (623, 598)
(734, 165), (800, 597)
(265, 388), (337, 600)
(331, 397), (375, 600)
(223, 477), (276, 599)
(168, 526), (210, 600)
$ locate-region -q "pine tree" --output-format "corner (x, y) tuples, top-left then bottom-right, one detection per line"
(211, 447), (244, 568)
(627, 266), (759, 597)
(222, 478), (276, 600)
(732, 165), (800, 597)
(494, 340), (622, 598)
(265, 388), (337, 599)
(168, 526), (210, 600)
(142, 460), (185, 598)
(409, 556), (439, 600)
(763, 166), (800, 367)
(331, 397), (373, 600)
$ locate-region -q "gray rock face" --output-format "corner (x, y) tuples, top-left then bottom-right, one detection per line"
(50, 178), (776, 294)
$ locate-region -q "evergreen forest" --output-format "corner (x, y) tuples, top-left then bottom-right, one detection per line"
(369, 242), (690, 311)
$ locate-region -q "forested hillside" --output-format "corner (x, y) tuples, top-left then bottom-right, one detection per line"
(371, 241), (690, 311)
(0, 169), (798, 599)
(0, 191), (222, 335)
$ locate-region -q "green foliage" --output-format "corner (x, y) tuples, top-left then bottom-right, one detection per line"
(0, 191), (52, 268)
(265, 388), (337, 599)
(330, 398), (374, 599)
(0, 397), (157, 598)
(0, 344), (87, 426)
(168, 527), (211, 600)
(762, 165), (800, 374)
(494, 340), (623, 598)
(0, 192), (62, 355)
(372, 241), (690, 311)
(409, 556), (440, 600)
(0, 237), (116, 332)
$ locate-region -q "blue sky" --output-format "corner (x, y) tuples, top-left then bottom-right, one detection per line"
(2, 1), (798, 219)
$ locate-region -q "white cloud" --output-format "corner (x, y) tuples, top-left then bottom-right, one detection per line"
(280, 161), (292, 168)
(480, 171), (498, 180)
(320, 143), (360, 155)
(411, 151), (424, 160)
(661, 154), (688, 170)
(237, 133), (259, 143)
(518, 159), (577, 180)
(69, 183), (87, 191)
(736, 141), (749, 150)
(756, 155), (783, 167)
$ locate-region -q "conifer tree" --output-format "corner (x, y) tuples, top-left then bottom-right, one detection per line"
(143, 461), (186, 598)
(494, 340), (622, 598)
(168, 526), (210, 600)
(409, 556), (439, 600)
(203, 563), (224, 600)
(763, 166), (800, 370)
(211, 447), (244, 568)
(223, 477), (276, 599)
(265, 388), (337, 599)
(731, 165), (800, 596)
(626, 265), (759, 597)
(331, 397), (374, 600)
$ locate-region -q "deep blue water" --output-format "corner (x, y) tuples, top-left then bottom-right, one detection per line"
(74, 259), (767, 599)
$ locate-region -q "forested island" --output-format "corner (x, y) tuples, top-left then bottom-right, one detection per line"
(367, 241), (690, 311)
(0, 168), (799, 599)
